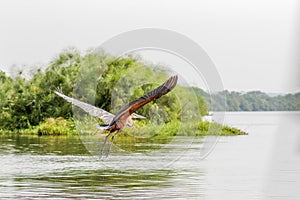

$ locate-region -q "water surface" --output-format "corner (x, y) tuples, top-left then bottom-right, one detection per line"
(0, 112), (299, 199)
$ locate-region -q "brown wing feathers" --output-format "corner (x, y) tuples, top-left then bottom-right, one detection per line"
(110, 75), (178, 123)
(123, 75), (178, 115)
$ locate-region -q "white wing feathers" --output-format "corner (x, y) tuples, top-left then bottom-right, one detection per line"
(53, 90), (115, 125)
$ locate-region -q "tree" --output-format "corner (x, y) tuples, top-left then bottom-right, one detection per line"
(0, 49), (209, 131)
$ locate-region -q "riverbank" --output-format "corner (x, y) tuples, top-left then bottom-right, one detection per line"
(0, 117), (247, 136)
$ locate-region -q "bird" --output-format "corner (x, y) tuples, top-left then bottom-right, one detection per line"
(54, 75), (178, 158)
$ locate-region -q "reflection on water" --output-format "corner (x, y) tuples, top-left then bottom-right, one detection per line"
(12, 169), (176, 199)
(0, 134), (204, 199)
(0, 134), (89, 155)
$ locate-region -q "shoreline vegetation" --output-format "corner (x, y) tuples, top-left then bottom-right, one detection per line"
(0, 48), (248, 137)
(0, 117), (247, 137)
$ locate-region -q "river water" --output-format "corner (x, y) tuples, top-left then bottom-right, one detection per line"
(0, 112), (299, 199)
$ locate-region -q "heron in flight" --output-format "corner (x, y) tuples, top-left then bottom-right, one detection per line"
(54, 75), (178, 157)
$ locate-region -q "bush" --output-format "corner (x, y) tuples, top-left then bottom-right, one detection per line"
(36, 117), (76, 136)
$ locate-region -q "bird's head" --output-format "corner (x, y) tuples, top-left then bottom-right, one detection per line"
(126, 113), (146, 127)
(131, 113), (146, 119)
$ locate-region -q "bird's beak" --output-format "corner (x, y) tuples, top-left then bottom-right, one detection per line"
(132, 113), (146, 119)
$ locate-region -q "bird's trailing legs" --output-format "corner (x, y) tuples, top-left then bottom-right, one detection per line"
(106, 130), (121, 157)
(99, 130), (120, 159)
(99, 132), (111, 159)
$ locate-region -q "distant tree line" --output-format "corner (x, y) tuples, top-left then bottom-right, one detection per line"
(199, 90), (300, 111)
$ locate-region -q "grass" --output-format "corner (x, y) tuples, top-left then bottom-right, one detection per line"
(0, 117), (247, 137)
(123, 120), (247, 137)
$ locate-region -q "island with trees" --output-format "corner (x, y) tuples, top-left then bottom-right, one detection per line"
(3, 48), (283, 137)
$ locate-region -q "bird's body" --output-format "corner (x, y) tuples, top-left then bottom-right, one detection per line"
(54, 75), (178, 157)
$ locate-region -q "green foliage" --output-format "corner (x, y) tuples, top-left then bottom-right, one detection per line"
(119, 120), (247, 138)
(0, 48), (246, 137)
(36, 117), (76, 136)
(0, 48), (209, 132)
(220, 124), (248, 136)
(198, 121), (247, 136)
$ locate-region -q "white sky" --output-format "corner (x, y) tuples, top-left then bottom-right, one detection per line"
(0, 0), (299, 93)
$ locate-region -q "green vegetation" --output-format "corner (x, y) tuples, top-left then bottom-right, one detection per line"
(0, 48), (246, 136)
(0, 117), (246, 137)
(199, 90), (300, 111)
(127, 120), (248, 137)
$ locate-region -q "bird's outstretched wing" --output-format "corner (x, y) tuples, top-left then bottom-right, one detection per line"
(53, 90), (115, 124)
(113, 75), (178, 120)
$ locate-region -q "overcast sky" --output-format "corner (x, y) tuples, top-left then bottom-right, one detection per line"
(0, 0), (299, 93)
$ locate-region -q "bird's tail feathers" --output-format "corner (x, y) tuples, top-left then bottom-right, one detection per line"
(96, 124), (111, 130)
